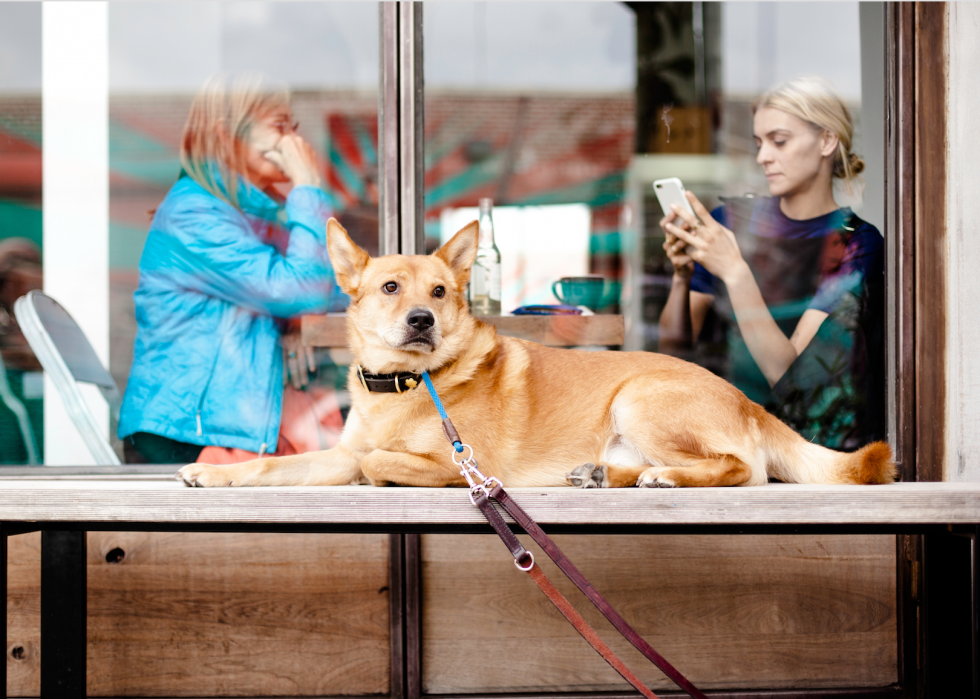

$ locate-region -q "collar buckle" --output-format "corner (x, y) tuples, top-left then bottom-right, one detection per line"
(356, 365), (422, 394)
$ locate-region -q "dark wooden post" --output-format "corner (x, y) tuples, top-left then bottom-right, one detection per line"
(40, 530), (86, 698)
(973, 527), (980, 699)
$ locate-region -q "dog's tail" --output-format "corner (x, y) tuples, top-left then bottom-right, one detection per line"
(757, 410), (895, 484)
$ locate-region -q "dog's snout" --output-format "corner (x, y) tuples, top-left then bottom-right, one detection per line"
(407, 308), (435, 331)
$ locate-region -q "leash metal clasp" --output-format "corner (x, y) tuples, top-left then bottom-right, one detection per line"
(452, 443), (501, 504)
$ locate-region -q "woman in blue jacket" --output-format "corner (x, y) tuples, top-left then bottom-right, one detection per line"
(119, 74), (347, 464)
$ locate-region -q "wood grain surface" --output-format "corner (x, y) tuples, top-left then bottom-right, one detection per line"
(0, 480), (979, 525)
(301, 314), (625, 348)
(6, 532), (390, 697)
(421, 534), (897, 692)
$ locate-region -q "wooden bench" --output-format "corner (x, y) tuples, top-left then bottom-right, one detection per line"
(2, 477), (980, 697)
(4, 316), (974, 696)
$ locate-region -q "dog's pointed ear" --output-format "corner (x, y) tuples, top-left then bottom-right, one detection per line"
(327, 218), (370, 294)
(434, 220), (479, 288)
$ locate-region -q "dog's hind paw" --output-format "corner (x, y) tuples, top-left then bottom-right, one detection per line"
(636, 467), (677, 488)
(565, 463), (606, 489)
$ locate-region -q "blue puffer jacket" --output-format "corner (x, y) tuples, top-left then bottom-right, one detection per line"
(118, 174), (348, 452)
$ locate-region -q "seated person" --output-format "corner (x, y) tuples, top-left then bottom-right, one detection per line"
(119, 73), (348, 464)
(0, 238), (43, 464)
(658, 77), (884, 450)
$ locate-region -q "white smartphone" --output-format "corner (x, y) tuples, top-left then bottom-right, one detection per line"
(653, 177), (696, 254)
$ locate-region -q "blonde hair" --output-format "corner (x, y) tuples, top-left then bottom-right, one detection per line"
(753, 77), (864, 182)
(180, 73), (290, 209)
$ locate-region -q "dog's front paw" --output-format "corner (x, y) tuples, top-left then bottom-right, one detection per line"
(565, 463), (606, 489)
(175, 463), (234, 488)
(636, 467), (677, 488)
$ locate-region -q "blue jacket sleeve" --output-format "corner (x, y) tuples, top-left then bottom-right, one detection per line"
(149, 186), (347, 317)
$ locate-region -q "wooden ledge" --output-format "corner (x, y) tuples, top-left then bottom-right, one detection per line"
(0, 481), (978, 527)
(301, 313), (625, 348)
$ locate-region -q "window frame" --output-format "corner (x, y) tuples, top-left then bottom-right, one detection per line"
(1, 2), (943, 696)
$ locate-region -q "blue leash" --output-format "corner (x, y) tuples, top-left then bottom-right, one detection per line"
(421, 370), (464, 453)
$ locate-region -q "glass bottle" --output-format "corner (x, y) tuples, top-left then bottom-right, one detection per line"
(469, 197), (502, 315)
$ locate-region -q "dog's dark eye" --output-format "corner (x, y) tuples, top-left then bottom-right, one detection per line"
(433, 286), (445, 298)
(383, 281), (398, 294)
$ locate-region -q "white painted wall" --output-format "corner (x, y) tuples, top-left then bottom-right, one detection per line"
(42, 2), (110, 465)
(944, 3), (980, 481)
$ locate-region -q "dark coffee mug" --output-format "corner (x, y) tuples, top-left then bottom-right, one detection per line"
(552, 276), (605, 310)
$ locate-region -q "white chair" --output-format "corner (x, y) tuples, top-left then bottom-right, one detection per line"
(14, 290), (121, 465)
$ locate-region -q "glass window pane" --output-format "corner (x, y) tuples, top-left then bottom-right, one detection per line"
(0, 2), (43, 465)
(108, 2), (378, 464)
(422, 2), (890, 693)
(424, 0), (884, 450)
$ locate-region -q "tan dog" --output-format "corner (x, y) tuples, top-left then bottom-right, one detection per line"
(176, 218), (895, 489)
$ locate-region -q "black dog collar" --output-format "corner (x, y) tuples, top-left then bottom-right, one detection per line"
(356, 365), (423, 394)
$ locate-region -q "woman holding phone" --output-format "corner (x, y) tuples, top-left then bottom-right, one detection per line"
(119, 73), (348, 464)
(657, 77), (883, 450)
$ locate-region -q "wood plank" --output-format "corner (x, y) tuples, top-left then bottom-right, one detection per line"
(0, 481), (979, 526)
(301, 313), (625, 348)
(914, 2), (948, 481)
(421, 534), (896, 692)
(6, 532), (40, 696)
(7, 532), (390, 697)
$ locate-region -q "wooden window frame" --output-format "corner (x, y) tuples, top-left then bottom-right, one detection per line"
(2, 3), (942, 697)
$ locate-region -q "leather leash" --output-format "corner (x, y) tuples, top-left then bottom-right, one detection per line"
(420, 371), (707, 699)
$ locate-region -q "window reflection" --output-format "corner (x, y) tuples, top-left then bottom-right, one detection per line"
(425, 2), (635, 311)
(108, 2), (377, 463)
(0, 2), (43, 464)
(658, 78), (883, 449)
(425, 1), (882, 453)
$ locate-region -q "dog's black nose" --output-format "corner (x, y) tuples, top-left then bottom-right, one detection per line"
(407, 308), (435, 331)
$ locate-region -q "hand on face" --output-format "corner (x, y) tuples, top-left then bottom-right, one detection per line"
(663, 192), (747, 285)
(244, 113), (321, 189)
(262, 134), (322, 188)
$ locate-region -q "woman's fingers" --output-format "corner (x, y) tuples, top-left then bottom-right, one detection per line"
(263, 149), (286, 171)
(282, 333), (314, 389)
(272, 135), (322, 187)
(665, 221), (704, 248)
(685, 191), (717, 224)
(669, 204), (701, 230)
(661, 212), (693, 233)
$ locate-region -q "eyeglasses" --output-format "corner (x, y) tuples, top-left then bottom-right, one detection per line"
(268, 119), (299, 135)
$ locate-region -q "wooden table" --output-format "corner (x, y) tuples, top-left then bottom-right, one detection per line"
(301, 314), (626, 348)
(2, 476), (980, 697)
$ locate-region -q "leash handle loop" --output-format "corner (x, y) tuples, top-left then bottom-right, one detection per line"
(473, 491), (659, 699)
(489, 484), (709, 699)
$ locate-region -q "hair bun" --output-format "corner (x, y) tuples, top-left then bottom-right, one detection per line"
(848, 152), (865, 176)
